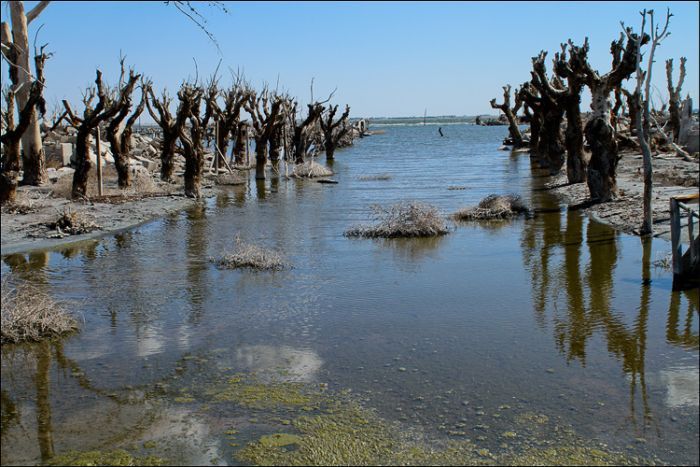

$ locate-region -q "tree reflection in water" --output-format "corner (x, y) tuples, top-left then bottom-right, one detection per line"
(521, 195), (698, 427)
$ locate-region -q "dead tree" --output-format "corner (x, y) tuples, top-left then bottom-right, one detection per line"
(3, 1), (50, 186)
(518, 84), (545, 167)
(665, 57), (686, 143)
(1, 82), (44, 203)
(574, 30), (648, 202)
(291, 101), (325, 164)
(530, 51), (566, 175)
(213, 81), (251, 166)
(610, 33), (626, 130)
(176, 83), (205, 197)
(554, 40), (590, 184)
(245, 88), (284, 180)
(64, 68), (140, 198)
(106, 63), (146, 188)
(319, 104), (351, 160)
(489, 85), (524, 147)
(146, 87), (181, 182)
(627, 9), (671, 235)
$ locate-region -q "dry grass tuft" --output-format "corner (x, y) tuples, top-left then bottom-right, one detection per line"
(453, 194), (530, 221)
(215, 173), (247, 185)
(291, 161), (333, 178)
(358, 173), (392, 181)
(45, 206), (101, 236)
(211, 236), (290, 271)
(345, 202), (450, 238)
(1, 277), (79, 344)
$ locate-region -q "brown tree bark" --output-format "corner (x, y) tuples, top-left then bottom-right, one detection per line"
(176, 84), (206, 198)
(291, 102), (324, 164)
(245, 89), (284, 180)
(107, 81), (146, 188)
(490, 85), (524, 147)
(575, 30), (648, 202)
(146, 87), (180, 182)
(1, 83), (43, 204)
(554, 40), (589, 184)
(530, 52), (566, 175)
(319, 104), (351, 160)
(518, 83), (548, 170)
(67, 68), (140, 198)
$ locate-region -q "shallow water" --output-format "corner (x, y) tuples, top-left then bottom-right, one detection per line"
(1, 124), (698, 465)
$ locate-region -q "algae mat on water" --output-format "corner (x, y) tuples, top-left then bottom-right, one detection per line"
(194, 373), (649, 466)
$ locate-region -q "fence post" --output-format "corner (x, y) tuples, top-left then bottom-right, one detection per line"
(96, 126), (103, 197)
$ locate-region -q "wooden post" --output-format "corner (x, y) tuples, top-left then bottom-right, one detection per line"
(688, 207), (696, 267)
(670, 197), (683, 275)
(96, 126), (103, 196)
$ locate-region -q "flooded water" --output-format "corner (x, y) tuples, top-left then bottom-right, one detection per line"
(1, 124), (698, 465)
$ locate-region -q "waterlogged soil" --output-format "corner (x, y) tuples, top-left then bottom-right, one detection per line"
(1, 124), (698, 466)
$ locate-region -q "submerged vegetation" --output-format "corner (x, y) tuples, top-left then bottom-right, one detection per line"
(345, 202), (450, 238)
(181, 371), (648, 466)
(453, 194), (530, 221)
(46, 449), (165, 466)
(211, 236), (290, 271)
(0, 277), (79, 344)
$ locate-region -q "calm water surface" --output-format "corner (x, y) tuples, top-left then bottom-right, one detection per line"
(1, 124), (698, 465)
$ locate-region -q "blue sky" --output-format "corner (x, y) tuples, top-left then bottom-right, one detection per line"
(4, 1), (699, 119)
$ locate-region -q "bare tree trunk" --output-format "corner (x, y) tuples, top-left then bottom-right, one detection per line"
(9, 2), (46, 186)
(160, 129), (178, 181)
(72, 129), (93, 198)
(490, 85), (523, 147)
(233, 124), (246, 165)
(584, 88), (619, 201)
(666, 58), (686, 143)
(564, 101), (586, 183)
(255, 138), (267, 180)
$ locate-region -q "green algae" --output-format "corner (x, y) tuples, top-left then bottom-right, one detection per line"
(229, 376), (650, 467)
(208, 374), (313, 409)
(501, 446), (644, 466)
(46, 449), (165, 466)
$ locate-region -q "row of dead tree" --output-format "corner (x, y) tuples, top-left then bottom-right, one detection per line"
(2, 49), (354, 204)
(490, 9), (694, 235)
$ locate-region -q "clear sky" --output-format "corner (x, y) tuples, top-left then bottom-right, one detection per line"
(3, 1), (699, 119)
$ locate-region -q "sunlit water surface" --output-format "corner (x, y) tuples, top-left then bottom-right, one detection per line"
(1, 124), (698, 465)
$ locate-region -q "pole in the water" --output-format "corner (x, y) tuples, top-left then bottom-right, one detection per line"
(438, 127), (444, 137)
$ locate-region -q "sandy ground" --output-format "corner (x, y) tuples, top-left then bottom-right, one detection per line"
(1, 176), (219, 256)
(549, 151), (699, 241)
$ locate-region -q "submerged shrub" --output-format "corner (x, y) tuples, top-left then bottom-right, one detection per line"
(291, 161), (333, 178)
(212, 236), (290, 271)
(345, 202), (450, 238)
(45, 206), (101, 235)
(358, 173), (392, 181)
(453, 194), (530, 221)
(1, 278), (79, 344)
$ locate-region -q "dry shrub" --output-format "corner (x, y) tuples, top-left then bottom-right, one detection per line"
(45, 206), (101, 236)
(215, 173), (247, 186)
(453, 194), (530, 221)
(358, 173), (392, 181)
(1, 277), (79, 344)
(291, 161), (333, 178)
(345, 201), (450, 238)
(211, 236), (289, 271)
